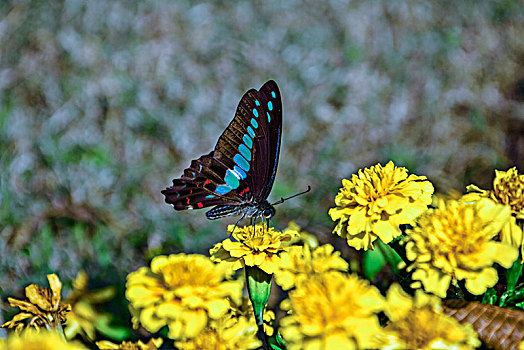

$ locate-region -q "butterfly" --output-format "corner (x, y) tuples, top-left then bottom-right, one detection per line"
(162, 80), (283, 222)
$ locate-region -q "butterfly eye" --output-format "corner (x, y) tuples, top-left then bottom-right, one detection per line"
(262, 208), (274, 219)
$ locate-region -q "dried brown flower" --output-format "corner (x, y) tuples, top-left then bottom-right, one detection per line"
(1, 274), (71, 333)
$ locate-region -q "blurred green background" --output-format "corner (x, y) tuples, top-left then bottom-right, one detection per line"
(1, 0), (523, 338)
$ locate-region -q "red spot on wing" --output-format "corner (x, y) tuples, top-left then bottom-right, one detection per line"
(186, 197), (190, 205)
(239, 186), (250, 196)
(204, 179), (211, 185)
(197, 202), (203, 209)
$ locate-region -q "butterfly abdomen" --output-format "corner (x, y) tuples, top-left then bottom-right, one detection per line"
(205, 205), (243, 219)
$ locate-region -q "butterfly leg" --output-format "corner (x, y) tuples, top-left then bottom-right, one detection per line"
(250, 217), (255, 235)
(230, 213), (247, 237)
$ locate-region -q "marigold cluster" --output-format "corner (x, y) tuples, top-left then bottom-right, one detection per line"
(405, 199), (518, 297)
(329, 161), (434, 250)
(125, 253), (242, 340)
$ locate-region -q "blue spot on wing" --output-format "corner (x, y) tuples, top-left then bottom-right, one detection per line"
(267, 101), (273, 111)
(234, 154), (250, 172)
(205, 195), (215, 198)
(238, 144), (251, 161)
(243, 134), (253, 149)
(247, 126), (255, 138)
(266, 112), (271, 123)
(216, 185), (232, 195)
(255, 100), (260, 106)
(253, 108), (259, 118)
(271, 91), (276, 98)
(251, 118), (258, 129)
(233, 165), (247, 179)
(224, 170), (240, 189)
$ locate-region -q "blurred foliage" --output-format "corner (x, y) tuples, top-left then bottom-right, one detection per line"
(0, 0), (523, 343)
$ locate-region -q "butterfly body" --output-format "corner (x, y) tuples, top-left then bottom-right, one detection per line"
(162, 80), (282, 221)
(205, 200), (275, 220)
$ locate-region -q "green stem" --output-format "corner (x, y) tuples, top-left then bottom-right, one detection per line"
(245, 266), (272, 350)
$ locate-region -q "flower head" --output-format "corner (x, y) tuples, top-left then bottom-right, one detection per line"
(279, 272), (385, 349)
(210, 223), (297, 274)
(464, 167), (524, 260)
(0, 330), (87, 350)
(405, 199), (518, 297)
(125, 254), (242, 340)
(275, 244), (349, 290)
(376, 284), (480, 349)
(484, 167), (524, 217)
(1, 274), (71, 333)
(96, 338), (163, 350)
(64, 271), (116, 341)
(283, 221), (319, 248)
(173, 313), (261, 350)
(329, 161), (434, 250)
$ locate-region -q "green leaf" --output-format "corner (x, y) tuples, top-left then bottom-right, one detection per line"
(505, 259), (523, 292)
(95, 317), (132, 341)
(377, 239), (403, 274)
(482, 287), (498, 305)
(363, 248), (386, 281)
(268, 332), (286, 350)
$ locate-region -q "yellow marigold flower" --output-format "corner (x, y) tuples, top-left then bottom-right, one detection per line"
(405, 199), (519, 298)
(174, 314), (261, 350)
(464, 167), (524, 260)
(0, 330), (87, 350)
(283, 221), (319, 248)
(376, 284), (480, 349)
(329, 161), (434, 251)
(125, 254), (242, 340)
(1, 274), (71, 333)
(210, 223), (297, 274)
(64, 271), (116, 341)
(280, 272), (385, 349)
(489, 167), (524, 216)
(96, 338), (163, 350)
(274, 244), (349, 290)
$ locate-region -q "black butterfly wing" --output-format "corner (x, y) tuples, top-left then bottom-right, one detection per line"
(161, 152), (244, 210)
(213, 80), (282, 202)
(162, 80), (282, 212)
(255, 80), (282, 201)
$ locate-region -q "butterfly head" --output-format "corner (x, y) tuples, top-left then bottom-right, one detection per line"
(259, 200), (276, 220)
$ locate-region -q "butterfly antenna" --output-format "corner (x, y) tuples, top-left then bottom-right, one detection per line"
(272, 185), (311, 206)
